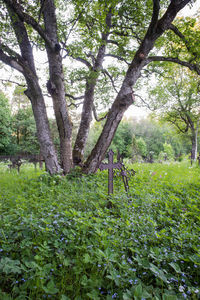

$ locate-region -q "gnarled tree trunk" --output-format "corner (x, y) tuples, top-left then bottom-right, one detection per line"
(83, 0), (191, 173)
(43, 0), (73, 174)
(73, 12), (112, 166)
(5, 2), (61, 174)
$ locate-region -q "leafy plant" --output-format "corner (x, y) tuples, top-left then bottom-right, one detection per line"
(0, 162), (199, 299)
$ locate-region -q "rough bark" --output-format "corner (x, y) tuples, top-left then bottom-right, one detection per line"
(83, 0), (192, 173)
(73, 11), (112, 165)
(43, 0), (73, 174)
(24, 80), (62, 174)
(2, 1), (61, 174)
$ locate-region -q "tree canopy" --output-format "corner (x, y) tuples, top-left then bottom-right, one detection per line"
(0, 0), (199, 174)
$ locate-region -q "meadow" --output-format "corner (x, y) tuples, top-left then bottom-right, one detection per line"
(0, 161), (199, 300)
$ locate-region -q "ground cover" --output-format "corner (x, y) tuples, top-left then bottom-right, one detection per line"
(0, 162), (199, 299)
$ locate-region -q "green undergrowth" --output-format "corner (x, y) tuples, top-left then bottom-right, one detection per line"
(0, 162), (200, 299)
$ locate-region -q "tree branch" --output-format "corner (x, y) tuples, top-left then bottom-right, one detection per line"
(92, 105), (108, 122)
(134, 93), (155, 111)
(62, 48), (92, 69)
(3, 0), (54, 49)
(102, 69), (119, 93)
(68, 101), (84, 108)
(0, 45), (24, 73)
(146, 56), (200, 75)
(104, 54), (130, 65)
(65, 93), (85, 101)
(0, 78), (26, 87)
(147, 0), (160, 36)
(156, 0), (191, 32)
(169, 24), (199, 59)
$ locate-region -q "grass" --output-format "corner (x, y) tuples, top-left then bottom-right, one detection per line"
(0, 161), (200, 299)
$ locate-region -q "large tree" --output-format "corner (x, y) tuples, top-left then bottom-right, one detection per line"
(0, 0), (199, 174)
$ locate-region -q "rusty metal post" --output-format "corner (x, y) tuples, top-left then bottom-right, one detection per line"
(99, 149), (122, 195)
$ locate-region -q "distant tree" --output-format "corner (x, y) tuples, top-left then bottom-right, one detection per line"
(12, 108), (39, 154)
(11, 85), (30, 113)
(163, 142), (175, 160)
(0, 91), (12, 154)
(110, 122), (133, 158)
(136, 137), (147, 158)
(149, 67), (200, 161)
(129, 117), (187, 159)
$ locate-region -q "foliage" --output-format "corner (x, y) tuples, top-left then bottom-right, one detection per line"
(86, 117), (192, 162)
(146, 66), (200, 160)
(0, 91), (12, 154)
(163, 142), (175, 161)
(0, 161), (200, 299)
(12, 107), (39, 154)
(132, 136), (147, 161)
(110, 122), (133, 158)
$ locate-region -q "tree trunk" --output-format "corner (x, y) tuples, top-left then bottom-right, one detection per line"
(43, 0), (73, 174)
(6, 2), (61, 174)
(25, 80), (62, 175)
(83, 90), (135, 173)
(83, 0), (189, 173)
(73, 12), (112, 165)
(73, 81), (94, 165)
(191, 125), (199, 162)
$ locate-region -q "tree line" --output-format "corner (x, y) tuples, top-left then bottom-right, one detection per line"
(0, 87), (196, 164)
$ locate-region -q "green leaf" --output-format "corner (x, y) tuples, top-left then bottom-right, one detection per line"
(0, 257), (22, 274)
(61, 295), (71, 300)
(163, 294), (177, 300)
(83, 253), (91, 263)
(123, 290), (132, 300)
(169, 262), (181, 273)
(42, 279), (59, 295)
(80, 275), (88, 286)
(63, 257), (71, 266)
(134, 284), (143, 298)
(149, 263), (168, 283)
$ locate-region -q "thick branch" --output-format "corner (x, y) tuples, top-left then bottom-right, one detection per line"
(147, 0), (160, 36)
(156, 0), (191, 33)
(3, 0), (53, 49)
(0, 47), (24, 73)
(146, 56), (200, 75)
